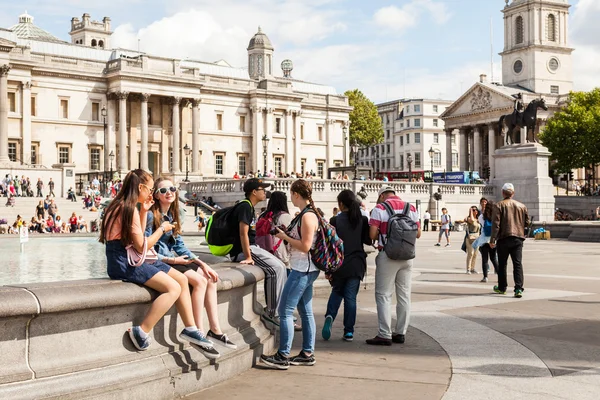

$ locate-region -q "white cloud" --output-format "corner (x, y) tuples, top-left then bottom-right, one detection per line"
(373, 0), (451, 32)
(571, 0), (600, 91)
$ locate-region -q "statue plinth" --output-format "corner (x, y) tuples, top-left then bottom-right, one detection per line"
(493, 143), (555, 222)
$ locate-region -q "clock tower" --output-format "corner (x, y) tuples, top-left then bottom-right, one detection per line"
(500, 0), (573, 95)
(247, 27), (274, 80)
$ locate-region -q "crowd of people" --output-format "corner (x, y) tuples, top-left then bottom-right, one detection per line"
(233, 170), (325, 180)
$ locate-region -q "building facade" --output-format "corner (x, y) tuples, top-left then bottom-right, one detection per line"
(0, 14), (351, 180)
(357, 98), (454, 175)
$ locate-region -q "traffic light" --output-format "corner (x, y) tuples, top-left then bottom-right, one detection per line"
(568, 171), (574, 180)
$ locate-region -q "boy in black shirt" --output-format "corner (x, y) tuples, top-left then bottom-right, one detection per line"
(231, 178), (287, 325)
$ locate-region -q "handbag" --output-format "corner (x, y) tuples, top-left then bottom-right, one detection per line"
(126, 237), (159, 267)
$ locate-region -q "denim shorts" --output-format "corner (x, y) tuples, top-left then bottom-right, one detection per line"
(106, 240), (171, 285)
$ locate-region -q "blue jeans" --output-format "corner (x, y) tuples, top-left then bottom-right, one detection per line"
(278, 270), (320, 356)
(325, 276), (361, 334)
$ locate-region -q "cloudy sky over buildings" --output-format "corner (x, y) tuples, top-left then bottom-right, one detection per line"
(1, 0), (598, 102)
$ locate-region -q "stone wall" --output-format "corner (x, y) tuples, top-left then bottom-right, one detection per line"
(555, 196), (600, 218)
(0, 264), (274, 399)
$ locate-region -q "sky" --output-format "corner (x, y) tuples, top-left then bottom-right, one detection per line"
(0, 0), (598, 103)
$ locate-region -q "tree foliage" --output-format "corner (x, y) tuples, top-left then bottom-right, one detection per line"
(345, 89), (384, 147)
(540, 89), (600, 173)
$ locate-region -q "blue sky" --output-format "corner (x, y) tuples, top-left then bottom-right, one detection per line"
(1, 0), (598, 103)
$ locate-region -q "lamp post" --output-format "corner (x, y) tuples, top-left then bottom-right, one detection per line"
(343, 125), (348, 166)
(428, 146), (435, 173)
(427, 146), (437, 219)
(183, 144), (191, 182)
(407, 153), (413, 181)
(351, 142), (358, 180)
(262, 134), (269, 175)
(109, 150), (115, 182)
(101, 105), (107, 178)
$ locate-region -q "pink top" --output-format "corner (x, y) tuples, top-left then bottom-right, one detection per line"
(106, 207), (143, 241)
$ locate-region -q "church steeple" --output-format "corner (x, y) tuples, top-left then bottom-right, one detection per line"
(500, 0), (573, 95)
(247, 26), (274, 80)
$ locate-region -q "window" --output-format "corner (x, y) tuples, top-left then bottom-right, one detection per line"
(451, 134), (456, 145)
(399, 155), (404, 169)
(547, 14), (556, 42)
(414, 105), (421, 113)
(92, 102), (100, 122)
(386, 115), (390, 124)
(58, 145), (71, 164)
(91, 39), (97, 47)
(215, 154), (224, 175)
(433, 151), (442, 168)
(433, 133), (439, 144)
(317, 161), (324, 178)
(90, 147), (101, 170)
(238, 155), (247, 175)
(60, 99), (69, 119)
(551, 85), (559, 94)
(452, 152), (459, 167)
(301, 159), (306, 175)
(31, 143), (39, 164)
(433, 105), (438, 113)
(414, 119), (421, 127)
(216, 114), (223, 130)
(515, 16), (524, 44)
(239, 115), (246, 132)
(275, 118), (281, 134)
(274, 156), (283, 176)
(8, 141), (17, 162)
(8, 92), (16, 112)
(147, 106), (153, 125)
(386, 159), (391, 169)
(414, 152), (421, 168)
(406, 119), (410, 128)
(406, 133), (410, 144)
(386, 144), (390, 154)
(413, 132), (420, 144)
(405, 106), (410, 113)
(334, 161), (342, 167)
(386, 130), (390, 140)
(300, 124), (304, 140)
(400, 136), (404, 146)
(433, 119), (438, 127)
(31, 96), (36, 117)
(318, 126), (323, 141)
(98, 40), (104, 48)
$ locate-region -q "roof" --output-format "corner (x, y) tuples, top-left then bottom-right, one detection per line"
(289, 80), (337, 96)
(9, 12), (65, 44)
(247, 26), (274, 51)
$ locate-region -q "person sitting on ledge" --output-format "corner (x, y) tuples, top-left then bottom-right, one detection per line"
(78, 215), (88, 233)
(99, 169), (215, 354)
(146, 178), (236, 358)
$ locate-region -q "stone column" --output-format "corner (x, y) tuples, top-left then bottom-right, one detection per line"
(140, 93), (150, 172)
(445, 129), (453, 172)
(105, 93), (116, 173)
(488, 125), (496, 180)
(285, 110), (293, 174)
(160, 98), (170, 174)
(294, 110), (302, 174)
(117, 91), (128, 172)
(251, 106), (260, 173)
(468, 130), (475, 171)
(473, 126), (481, 173)
(0, 65), (10, 163)
(191, 98), (201, 173)
(21, 82), (32, 165)
(171, 97), (181, 173)
(326, 119), (334, 168)
(459, 128), (468, 171)
(520, 126), (527, 145)
(265, 108), (273, 174)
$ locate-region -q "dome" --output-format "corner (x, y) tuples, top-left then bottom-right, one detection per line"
(10, 12), (65, 44)
(247, 26), (274, 51)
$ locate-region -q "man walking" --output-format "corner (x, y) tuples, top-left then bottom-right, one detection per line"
(48, 178), (55, 197)
(366, 186), (421, 346)
(435, 208), (451, 247)
(423, 209), (431, 231)
(489, 183), (530, 298)
(36, 178), (44, 197)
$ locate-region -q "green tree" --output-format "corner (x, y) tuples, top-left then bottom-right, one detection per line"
(345, 89), (384, 147)
(540, 89), (600, 173)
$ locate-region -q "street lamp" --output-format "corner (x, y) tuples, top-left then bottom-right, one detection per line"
(428, 146), (435, 172)
(262, 134), (270, 175)
(109, 150), (115, 182)
(343, 125), (348, 166)
(102, 105), (107, 177)
(427, 146), (437, 220)
(407, 153), (413, 181)
(351, 142), (358, 180)
(183, 144), (191, 182)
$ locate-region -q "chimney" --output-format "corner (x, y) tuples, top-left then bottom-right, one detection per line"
(479, 74), (487, 83)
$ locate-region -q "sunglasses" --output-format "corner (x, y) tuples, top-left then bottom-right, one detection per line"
(155, 186), (177, 195)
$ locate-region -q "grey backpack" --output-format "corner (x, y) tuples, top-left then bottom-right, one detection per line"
(381, 201), (418, 260)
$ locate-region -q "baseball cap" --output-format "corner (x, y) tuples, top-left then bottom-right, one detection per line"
(377, 186), (396, 197)
(243, 178), (271, 195)
(502, 183), (515, 192)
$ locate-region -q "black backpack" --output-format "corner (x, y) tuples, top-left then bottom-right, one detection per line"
(205, 199), (252, 256)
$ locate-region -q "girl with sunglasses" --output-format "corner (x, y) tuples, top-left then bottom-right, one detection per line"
(100, 170), (212, 353)
(146, 178), (236, 357)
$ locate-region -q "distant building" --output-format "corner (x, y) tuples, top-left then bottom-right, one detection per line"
(0, 13), (351, 180)
(357, 98), (454, 174)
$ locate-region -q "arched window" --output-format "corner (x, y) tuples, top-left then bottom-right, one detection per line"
(98, 40), (104, 48)
(547, 14), (556, 41)
(91, 39), (97, 47)
(515, 16), (524, 44)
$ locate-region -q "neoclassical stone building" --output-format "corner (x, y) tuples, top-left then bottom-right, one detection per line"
(0, 13), (351, 180)
(441, 0), (572, 181)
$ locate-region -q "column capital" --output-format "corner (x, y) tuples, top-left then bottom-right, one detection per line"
(251, 106), (263, 114)
(21, 81), (32, 90)
(139, 93), (151, 102)
(191, 98), (201, 107)
(116, 91), (129, 100)
(326, 119), (336, 125)
(0, 65), (10, 77)
(106, 92), (118, 101)
(171, 96), (182, 106)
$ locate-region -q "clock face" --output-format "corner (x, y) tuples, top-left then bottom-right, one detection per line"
(513, 60), (523, 74)
(549, 58), (559, 72)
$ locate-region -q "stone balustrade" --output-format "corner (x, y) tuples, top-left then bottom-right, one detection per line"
(0, 264), (274, 399)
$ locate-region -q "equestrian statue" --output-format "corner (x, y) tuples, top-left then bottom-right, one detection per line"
(498, 94), (548, 145)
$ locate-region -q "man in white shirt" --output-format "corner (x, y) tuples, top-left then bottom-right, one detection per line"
(435, 208), (451, 247)
(423, 210), (431, 231)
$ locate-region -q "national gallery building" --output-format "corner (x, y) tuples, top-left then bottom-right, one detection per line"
(0, 13), (351, 180)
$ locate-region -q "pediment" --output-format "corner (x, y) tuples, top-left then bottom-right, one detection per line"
(441, 83), (516, 119)
(0, 37), (16, 52)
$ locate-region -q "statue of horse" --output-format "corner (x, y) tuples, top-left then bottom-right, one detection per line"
(498, 98), (548, 145)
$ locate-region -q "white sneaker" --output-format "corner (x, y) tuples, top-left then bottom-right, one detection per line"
(481, 277), (488, 283)
(466, 270), (471, 274)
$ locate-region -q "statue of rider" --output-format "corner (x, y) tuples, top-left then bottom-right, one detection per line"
(513, 93), (524, 126)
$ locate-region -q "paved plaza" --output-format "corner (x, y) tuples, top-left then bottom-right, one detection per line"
(191, 233), (600, 400)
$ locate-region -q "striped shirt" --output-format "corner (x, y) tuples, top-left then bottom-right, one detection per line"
(369, 196), (420, 250)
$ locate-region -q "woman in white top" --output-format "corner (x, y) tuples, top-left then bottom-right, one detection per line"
(260, 179), (320, 370)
